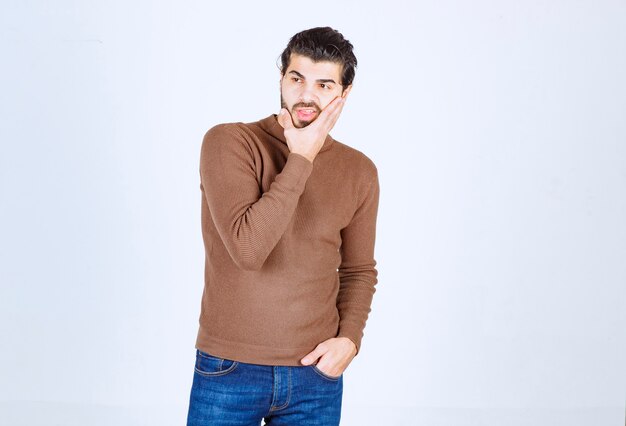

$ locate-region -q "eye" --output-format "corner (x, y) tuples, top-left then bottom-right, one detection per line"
(291, 77), (301, 83)
(320, 83), (333, 90)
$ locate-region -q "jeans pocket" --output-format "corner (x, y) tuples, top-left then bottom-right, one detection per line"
(310, 364), (342, 381)
(194, 349), (239, 377)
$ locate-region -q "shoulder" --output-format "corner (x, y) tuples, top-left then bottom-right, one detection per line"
(332, 140), (378, 180)
(201, 121), (258, 154)
(199, 122), (262, 171)
(202, 121), (249, 142)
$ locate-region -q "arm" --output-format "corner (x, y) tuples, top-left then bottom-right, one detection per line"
(335, 168), (380, 356)
(200, 123), (313, 271)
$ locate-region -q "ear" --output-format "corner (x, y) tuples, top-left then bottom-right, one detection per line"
(342, 84), (353, 98)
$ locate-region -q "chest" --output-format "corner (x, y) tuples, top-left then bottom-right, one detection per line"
(259, 154), (360, 242)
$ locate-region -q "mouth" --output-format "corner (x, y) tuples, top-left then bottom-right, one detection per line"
(295, 108), (318, 121)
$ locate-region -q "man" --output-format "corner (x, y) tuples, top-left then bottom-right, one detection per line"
(187, 26), (380, 426)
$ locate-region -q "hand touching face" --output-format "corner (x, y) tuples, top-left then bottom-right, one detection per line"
(280, 53), (352, 128)
(277, 82), (351, 163)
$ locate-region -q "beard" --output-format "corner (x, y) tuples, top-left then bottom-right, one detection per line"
(280, 93), (321, 129)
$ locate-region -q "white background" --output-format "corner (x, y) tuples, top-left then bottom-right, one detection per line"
(1, 0), (625, 425)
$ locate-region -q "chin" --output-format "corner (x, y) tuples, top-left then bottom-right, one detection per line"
(295, 118), (315, 129)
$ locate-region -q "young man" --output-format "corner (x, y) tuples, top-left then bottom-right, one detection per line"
(187, 27), (380, 426)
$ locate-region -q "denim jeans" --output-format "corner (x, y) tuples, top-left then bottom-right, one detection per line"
(186, 348), (343, 426)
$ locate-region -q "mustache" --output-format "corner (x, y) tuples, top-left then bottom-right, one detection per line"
(292, 102), (320, 112)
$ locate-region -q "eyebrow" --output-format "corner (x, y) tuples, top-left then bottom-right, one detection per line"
(288, 70), (338, 85)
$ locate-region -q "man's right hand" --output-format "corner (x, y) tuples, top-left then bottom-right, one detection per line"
(277, 91), (350, 163)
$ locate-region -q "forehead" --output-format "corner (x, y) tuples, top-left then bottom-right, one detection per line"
(286, 53), (342, 82)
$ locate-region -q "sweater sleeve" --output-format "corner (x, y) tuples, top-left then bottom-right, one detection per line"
(200, 123), (314, 271)
(336, 167), (380, 357)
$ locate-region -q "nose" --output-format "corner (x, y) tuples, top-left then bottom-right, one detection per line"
(297, 82), (318, 104)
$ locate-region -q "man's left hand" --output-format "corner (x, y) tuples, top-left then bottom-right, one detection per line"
(300, 337), (357, 377)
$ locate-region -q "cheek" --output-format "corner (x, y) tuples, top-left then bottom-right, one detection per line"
(281, 85), (298, 103)
(320, 91), (340, 109)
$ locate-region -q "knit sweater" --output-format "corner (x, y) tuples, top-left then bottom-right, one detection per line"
(194, 113), (380, 366)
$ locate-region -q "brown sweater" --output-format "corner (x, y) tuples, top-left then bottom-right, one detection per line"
(194, 113), (380, 366)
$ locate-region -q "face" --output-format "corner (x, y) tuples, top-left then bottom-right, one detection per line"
(280, 53), (346, 128)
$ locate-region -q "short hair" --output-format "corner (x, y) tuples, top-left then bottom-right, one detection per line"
(279, 27), (357, 88)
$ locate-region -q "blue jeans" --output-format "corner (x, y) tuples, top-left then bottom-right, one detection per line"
(186, 349), (343, 426)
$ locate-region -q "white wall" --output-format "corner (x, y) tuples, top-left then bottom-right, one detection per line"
(1, 0), (624, 425)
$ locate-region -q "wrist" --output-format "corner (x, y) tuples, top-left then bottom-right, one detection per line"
(291, 151), (314, 163)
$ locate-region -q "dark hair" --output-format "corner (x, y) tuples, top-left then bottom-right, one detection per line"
(279, 27), (357, 89)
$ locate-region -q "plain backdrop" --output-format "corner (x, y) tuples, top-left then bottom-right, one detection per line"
(1, 0), (625, 425)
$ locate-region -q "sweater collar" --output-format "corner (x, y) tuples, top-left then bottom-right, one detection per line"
(256, 114), (335, 152)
